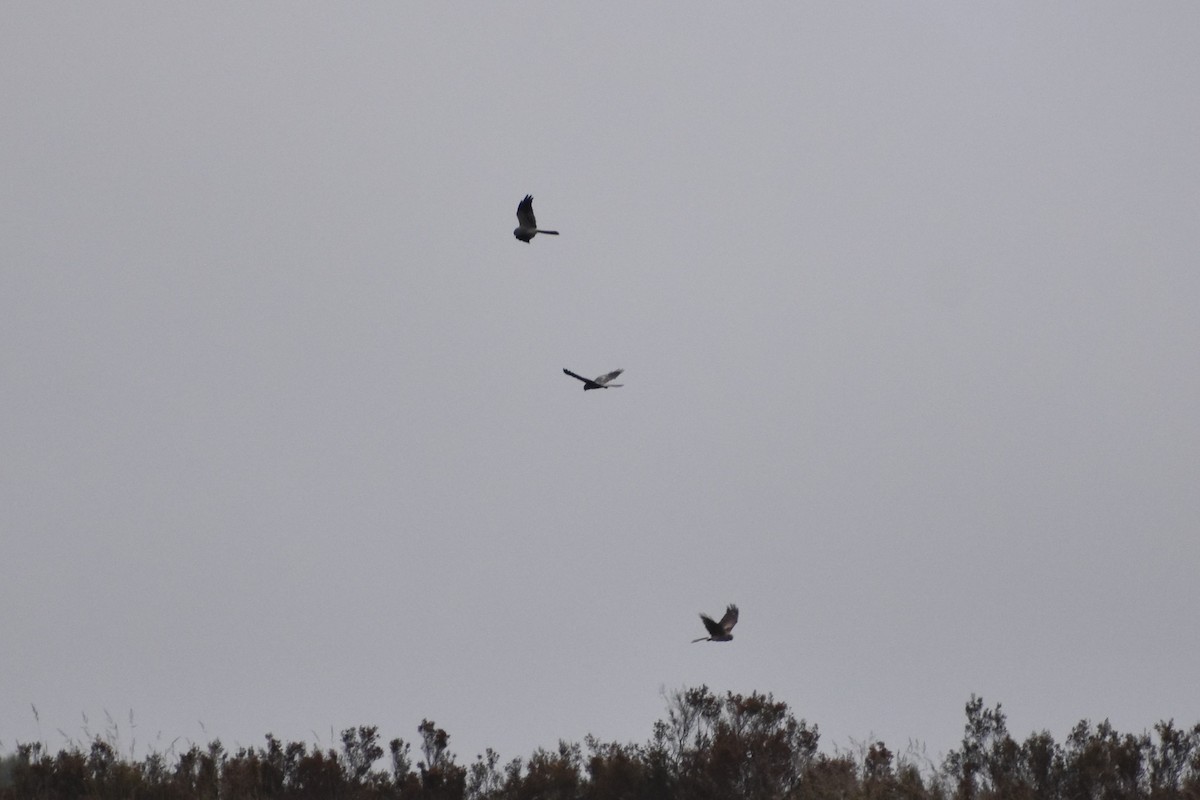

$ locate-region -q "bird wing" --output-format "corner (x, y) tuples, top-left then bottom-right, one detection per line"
(593, 369), (624, 385)
(700, 613), (724, 638)
(563, 368), (601, 389)
(719, 604), (739, 633)
(516, 195), (537, 228)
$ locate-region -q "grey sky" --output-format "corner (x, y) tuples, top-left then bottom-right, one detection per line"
(3, 3), (1198, 764)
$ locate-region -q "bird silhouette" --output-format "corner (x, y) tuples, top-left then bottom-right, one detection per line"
(563, 368), (624, 390)
(692, 604), (739, 642)
(513, 195), (559, 242)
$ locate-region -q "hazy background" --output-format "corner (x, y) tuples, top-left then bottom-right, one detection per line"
(3, 3), (1198, 764)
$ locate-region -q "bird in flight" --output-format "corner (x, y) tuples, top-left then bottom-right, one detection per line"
(692, 604), (739, 642)
(513, 195), (559, 242)
(563, 368), (624, 390)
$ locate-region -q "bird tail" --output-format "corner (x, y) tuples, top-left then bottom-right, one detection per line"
(537, 229), (560, 235)
(691, 637), (709, 643)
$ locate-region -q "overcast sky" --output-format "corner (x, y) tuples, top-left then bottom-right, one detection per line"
(3, 3), (1199, 766)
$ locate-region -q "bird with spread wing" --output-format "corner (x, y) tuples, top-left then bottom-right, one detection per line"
(513, 195), (559, 242)
(563, 368), (624, 390)
(692, 604), (739, 642)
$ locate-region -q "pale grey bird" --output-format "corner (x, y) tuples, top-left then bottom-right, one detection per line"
(563, 368), (624, 390)
(514, 195), (559, 242)
(692, 604), (739, 643)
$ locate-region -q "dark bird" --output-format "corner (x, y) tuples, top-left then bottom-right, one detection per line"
(513, 195), (559, 242)
(563, 368), (624, 390)
(692, 604), (739, 643)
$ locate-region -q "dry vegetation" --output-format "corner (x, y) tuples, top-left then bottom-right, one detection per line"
(3, 688), (1198, 799)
